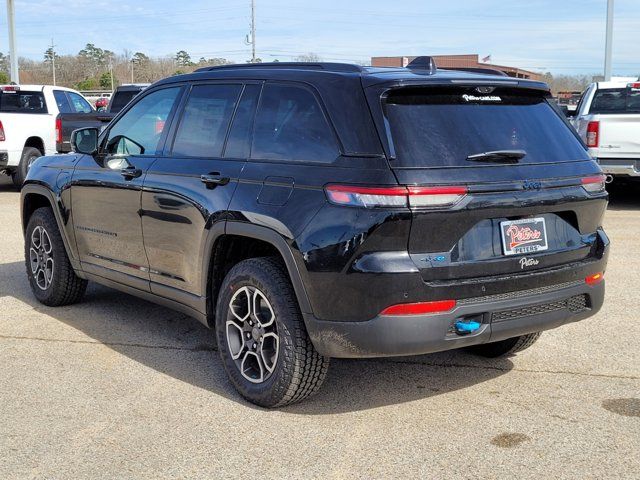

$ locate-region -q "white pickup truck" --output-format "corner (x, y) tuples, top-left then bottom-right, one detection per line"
(571, 79), (640, 179)
(0, 84), (111, 186)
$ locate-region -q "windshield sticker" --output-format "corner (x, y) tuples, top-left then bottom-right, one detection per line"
(462, 94), (502, 102)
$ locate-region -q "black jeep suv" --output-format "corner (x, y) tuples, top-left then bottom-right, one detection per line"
(21, 59), (609, 407)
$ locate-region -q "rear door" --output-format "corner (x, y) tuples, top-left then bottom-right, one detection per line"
(140, 82), (260, 299)
(373, 84), (605, 284)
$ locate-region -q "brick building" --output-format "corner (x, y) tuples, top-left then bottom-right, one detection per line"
(371, 54), (541, 81)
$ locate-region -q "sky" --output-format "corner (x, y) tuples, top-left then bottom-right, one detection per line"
(0, 0), (638, 76)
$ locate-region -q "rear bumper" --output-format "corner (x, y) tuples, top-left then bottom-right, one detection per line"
(305, 280), (604, 358)
(596, 158), (640, 177)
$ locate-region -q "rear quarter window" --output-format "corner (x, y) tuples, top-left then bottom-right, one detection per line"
(384, 86), (590, 168)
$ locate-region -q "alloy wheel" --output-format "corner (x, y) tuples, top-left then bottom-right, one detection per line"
(225, 286), (280, 383)
(29, 225), (54, 290)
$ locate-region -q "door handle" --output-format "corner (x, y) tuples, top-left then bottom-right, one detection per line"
(200, 173), (230, 189)
(120, 166), (142, 180)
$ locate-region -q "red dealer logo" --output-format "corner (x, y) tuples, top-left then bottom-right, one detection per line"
(505, 224), (542, 249)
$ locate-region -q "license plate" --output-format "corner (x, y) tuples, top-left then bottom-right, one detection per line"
(500, 217), (548, 256)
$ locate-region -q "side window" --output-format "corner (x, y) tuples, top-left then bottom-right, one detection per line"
(224, 84), (261, 159)
(172, 84), (242, 157)
(252, 83), (339, 163)
(105, 87), (181, 156)
(53, 90), (72, 113)
(68, 92), (93, 113)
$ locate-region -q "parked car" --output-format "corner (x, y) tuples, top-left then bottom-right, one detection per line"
(21, 59), (609, 407)
(106, 83), (149, 114)
(0, 84), (112, 186)
(570, 78), (640, 178)
(95, 97), (109, 110)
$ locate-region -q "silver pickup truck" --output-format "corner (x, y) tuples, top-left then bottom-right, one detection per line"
(571, 78), (640, 179)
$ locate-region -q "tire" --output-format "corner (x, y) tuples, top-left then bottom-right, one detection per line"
(12, 146), (42, 187)
(215, 257), (329, 407)
(24, 207), (87, 306)
(465, 332), (542, 358)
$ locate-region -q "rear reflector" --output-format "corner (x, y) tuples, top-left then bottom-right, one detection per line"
(380, 299), (456, 316)
(586, 121), (599, 148)
(581, 175), (606, 193)
(325, 184), (468, 208)
(0, 120), (4, 142)
(585, 272), (604, 286)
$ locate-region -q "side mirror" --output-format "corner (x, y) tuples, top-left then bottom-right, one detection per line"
(71, 127), (99, 155)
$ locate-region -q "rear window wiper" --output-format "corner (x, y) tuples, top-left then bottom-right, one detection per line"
(466, 149), (527, 164)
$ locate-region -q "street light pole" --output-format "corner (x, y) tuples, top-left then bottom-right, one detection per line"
(6, 0), (19, 83)
(604, 0), (614, 81)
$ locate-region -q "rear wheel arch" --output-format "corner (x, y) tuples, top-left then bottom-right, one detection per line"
(24, 136), (45, 155)
(205, 222), (312, 328)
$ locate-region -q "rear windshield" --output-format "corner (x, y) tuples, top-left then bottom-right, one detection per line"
(384, 87), (589, 168)
(589, 87), (640, 114)
(0, 90), (47, 114)
(109, 90), (141, 113)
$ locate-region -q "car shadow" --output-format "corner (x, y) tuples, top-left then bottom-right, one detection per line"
(0, 176), (17, 192)
(606, 181), (640, 211)
(1, 259), (513, 414)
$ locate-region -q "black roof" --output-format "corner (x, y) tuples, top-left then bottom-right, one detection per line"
(159, 57), (548, 91)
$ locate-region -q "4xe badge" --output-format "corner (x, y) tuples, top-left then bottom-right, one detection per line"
(499, 217), (549, 256)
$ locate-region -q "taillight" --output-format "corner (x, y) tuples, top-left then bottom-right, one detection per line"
(581, 174), (606, 193)
(407, 186), (468, 207)
(380, 299), (457, 316)
(586, 121), (599, 148)
(0, 120), (5, 141)
(585, 272), (604, 286)
(55, 117), (62, 144)
(325, 185), (468, 208)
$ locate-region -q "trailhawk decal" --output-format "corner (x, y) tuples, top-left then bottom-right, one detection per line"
(462, 94), (502, 102)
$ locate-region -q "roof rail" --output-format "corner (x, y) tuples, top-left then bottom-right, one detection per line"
(442, 67), (509, 77)
(406, 56), (437, 74)
(194, 62), (363, 73)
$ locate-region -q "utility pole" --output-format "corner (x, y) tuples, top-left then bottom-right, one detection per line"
(604, 0), (614, 81)
(245, 0), (256, 63)
(109, 62), (114, 92)
(130, 60), (134, 83)
(6, 0), (19, 83)
(50, 39), (56, 86)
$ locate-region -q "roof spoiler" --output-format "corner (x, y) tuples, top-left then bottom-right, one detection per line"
(443, 67), (509, 77)
(406, 56), (437, 74)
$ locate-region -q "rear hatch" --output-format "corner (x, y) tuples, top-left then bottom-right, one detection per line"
(374, 84), (607, 288)
(588, 85), (640, 159)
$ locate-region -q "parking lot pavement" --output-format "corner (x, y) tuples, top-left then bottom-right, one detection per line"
(0, 176), (638, 480)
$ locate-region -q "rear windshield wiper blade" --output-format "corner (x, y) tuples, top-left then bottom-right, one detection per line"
(466, 149), (527, 163)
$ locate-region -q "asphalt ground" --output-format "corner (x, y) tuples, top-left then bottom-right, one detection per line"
(1, 175), (638, 479)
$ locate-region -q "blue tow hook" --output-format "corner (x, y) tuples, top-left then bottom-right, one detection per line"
(454, 320), (482, 335)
